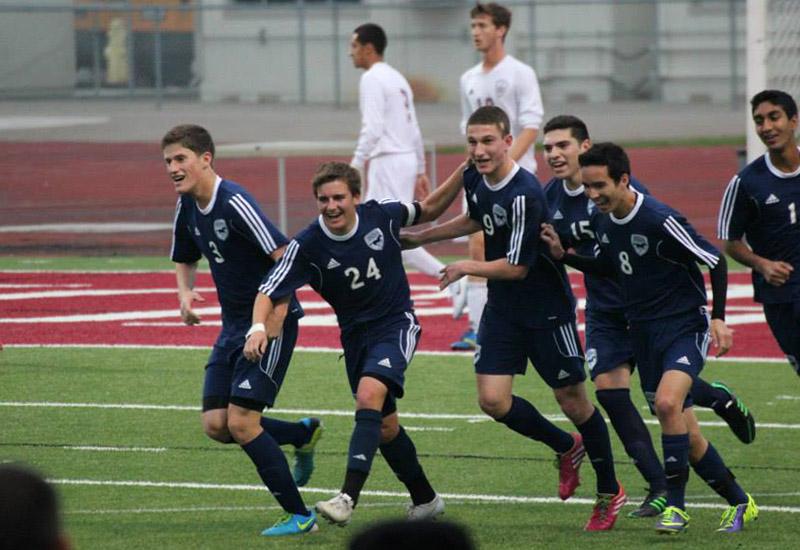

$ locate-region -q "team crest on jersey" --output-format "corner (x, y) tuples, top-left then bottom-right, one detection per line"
(193, 226), (200, 236)
(492, 204), (508, 227)
(586, 348), (598, 371)
(587, 201), (596, 215)
(364, 228), (384, 251)
(631, 234), (649, 256)
(495, 79), (509, 98)
(213, 219), (229, 241)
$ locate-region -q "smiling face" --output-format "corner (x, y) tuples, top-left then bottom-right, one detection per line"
(753, 100), (799, 152)
(470, 14), (506, 53)
(163, 143), (213, 197)
(316, 179), (360, 235)
(543, 128), (591, 182)
(467, 123), (513, 181)
(581, 164), (632, 216)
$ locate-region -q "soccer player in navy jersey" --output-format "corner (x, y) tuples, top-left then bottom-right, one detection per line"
(165, 125), (323, 537)
(542, 142), (758, 534)
(542, 115), (756, 517)
(403, 106), (626, 531)
(718, 89), (800, 378)
(244, 160), (467, 527)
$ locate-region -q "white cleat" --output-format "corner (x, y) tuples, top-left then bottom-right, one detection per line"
(407, 494), (445, 521)
(315, 492), (354, 526)
(451, 278), (468, 320)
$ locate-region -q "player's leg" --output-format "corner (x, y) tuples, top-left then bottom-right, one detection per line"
(228, 319), (317, 536)
(451, 218), (486, 350)
(202, 344), (236, 443)
(764, 301), (800, 377)
(689, 377), (755, 444)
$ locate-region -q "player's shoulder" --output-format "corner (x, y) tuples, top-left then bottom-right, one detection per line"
(736, 154), (772, 186)
(460, 62), (483, 81)
(511, 165), (543, 194)
(640, 193), (682, 223)
(542, 177), (562, 197)
(628, 175), (650, 195)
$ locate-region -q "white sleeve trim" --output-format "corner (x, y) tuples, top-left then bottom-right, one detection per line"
(717, 175), (740, 240)
(663, 216), (718, 267)
(230, 194), (278, 253)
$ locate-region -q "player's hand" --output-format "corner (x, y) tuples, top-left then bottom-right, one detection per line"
(415, 174), (431, 201)
(179, 290), (205, 325)
(439, 262), (466, 290)
(710, 318), (733, 357)
(399, 230), (422, 250)
(756, 258), (794, 286)
(540, 223), (565, 260)
(244, 330), (267, 362)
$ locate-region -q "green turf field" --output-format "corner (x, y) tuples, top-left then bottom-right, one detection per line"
(1, 345), (797, 549)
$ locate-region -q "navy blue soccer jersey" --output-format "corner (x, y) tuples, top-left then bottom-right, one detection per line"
(717, 153), (800, 304)
(591, 192), (720, 322)
(259, 200), (419, 331)
(544, 176), (649, 312)
(171, 177), (301, 323)
(464, 163), (575, 325)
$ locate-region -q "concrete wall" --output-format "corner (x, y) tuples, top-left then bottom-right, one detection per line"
(0, 0), (76, 91)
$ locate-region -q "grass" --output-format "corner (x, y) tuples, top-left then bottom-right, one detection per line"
(1, 346), (796, 549)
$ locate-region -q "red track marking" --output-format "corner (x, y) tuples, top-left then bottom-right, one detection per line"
(0, 271), (784, 360)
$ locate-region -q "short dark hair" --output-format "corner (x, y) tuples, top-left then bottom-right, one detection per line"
(312, 161), (362, 197)
(0, 464), (62, 550)
(161, 124), (215, 158)
(543, 115), (590, 143)
(750, 89), (798, 120)
(353, 23), (387, 56)
(578, 142), (631, 183)
(470, 3), (512, 31)
(467, 105), (511, 137)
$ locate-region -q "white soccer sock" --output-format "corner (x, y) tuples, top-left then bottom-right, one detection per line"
(401, 248), (445, 278)
(467, 281), (487, 331)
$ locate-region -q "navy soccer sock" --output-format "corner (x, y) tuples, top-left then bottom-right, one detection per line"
(241, 430), (309, 516)
(260, 416), (308, 447)
(379, 426), (436, 506)
(691, 442), (747, 505)
(496, 395), (574, 453)
(661, 433), (690, 509)
(596, 389), (666, 492)
(576, 407), (619, 495)
(341, 409), (383, 504)
(690, 378), (729, 410)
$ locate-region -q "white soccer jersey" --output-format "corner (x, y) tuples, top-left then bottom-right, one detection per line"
(459, 54), (544, 174)
(351, 62), (425, 174)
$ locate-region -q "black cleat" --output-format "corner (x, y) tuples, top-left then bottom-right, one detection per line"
(711, 382), (756, 444)
(628, 488), (667, 518)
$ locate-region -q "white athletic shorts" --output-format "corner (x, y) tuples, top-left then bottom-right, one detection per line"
(366, 152), (417, 203)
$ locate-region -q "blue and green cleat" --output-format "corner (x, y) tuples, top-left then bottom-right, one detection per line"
(717, 494), (758, 533)
(655, 506), (690, 535)
(261, 510), (318, 536)
(711, 382), (756, 444)
(450, 329), (477, 351)
(293, 417), (323, 487)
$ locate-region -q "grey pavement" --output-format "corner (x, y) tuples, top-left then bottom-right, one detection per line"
(0, 98), (746, 146)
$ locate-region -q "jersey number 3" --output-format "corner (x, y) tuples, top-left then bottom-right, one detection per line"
(344, 257), (382, 290)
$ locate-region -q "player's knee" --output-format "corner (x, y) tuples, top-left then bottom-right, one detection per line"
(478, 394), (510, 419)
(653, 395), (683, 420)
(380, 421), (400, 443)
(226, 414), (258, 445)
(355, 386), (387, 411)
(203, 421), (232, 443)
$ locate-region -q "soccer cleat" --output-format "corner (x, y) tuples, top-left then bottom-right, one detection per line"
(315, 492), (354, 527)
(555, 432), (585, 500)
(451, 278), (468, 320)
(293, 417), (323, 487)
(655, 506), (690, 535)
(716, 493), (758, 533)
(407, 494), (445, 521)
(261, 511), (319, 536)
(628, 488), (667, 518)
(711, 382), (756, 444)
(584, 483), (627, 531)
(450, 329), (477, 351)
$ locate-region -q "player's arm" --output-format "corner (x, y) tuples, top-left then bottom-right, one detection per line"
(415, 160), (469, 223)
(439, 257), (527, 290)
(175, 261), (204, 325)
(724, 239), (793, 286)
(263, 244), (291, 341)
(510, 64), (544, 163)
(244, 292), (275, 361)
(351, 74), (385, 173)
(402, 213), (481, 249)
(540, 223), (615, 277)
(509, 128), (538, 163)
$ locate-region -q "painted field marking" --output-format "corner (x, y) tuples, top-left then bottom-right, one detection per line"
(0, 223), (171, 233)
(65, 502), (400, 516)
(62, 445), (167, 453)
(48, 478), (800, 514)
(3, 401), (799, 430)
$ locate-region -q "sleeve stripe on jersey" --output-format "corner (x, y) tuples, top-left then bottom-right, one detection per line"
(169, 198), (183, 260)
(230, 194), (278, 253)
(259, 239), (299, 296)
(663, 216), (718, 267)
(716, 175), (740, 240)
(507, 196), (526, 264)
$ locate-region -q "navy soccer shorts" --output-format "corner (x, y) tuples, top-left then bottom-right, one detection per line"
(763, 301), (800, 375)
(341, 311), (421, 400)
(474, 304), (586, 388)
(629, 307), (709, 412)
(585, 308), (637, 380)
(202, 315), (299, 412)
